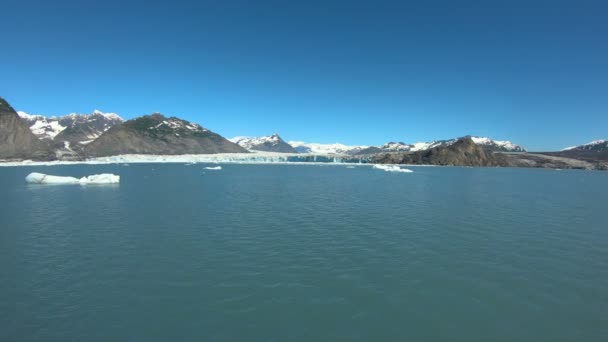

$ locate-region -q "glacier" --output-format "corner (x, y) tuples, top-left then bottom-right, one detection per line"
(25, 172), (120, 185)
(287, 141), (369, 155)
(1, 152), (370, 167)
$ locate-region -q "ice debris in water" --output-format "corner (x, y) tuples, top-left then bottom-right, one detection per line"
(372, 164), (413, 173)
(25, 172), (120, 185)
(204, 166), (222, 170)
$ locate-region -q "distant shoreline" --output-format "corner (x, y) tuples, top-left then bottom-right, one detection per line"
(0, 153), (603, 171)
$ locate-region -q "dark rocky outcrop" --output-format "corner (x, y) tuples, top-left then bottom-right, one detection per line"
(84, 113), (248, 157)
(0, 97), (52, 160)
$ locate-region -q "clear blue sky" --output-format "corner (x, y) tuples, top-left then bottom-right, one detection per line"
(2, 0), (607, 151)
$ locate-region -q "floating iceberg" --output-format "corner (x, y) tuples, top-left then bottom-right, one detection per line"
(25, 172), (120, 185)
(372, 164), (413, 173)
(79, 174), (120, 184)
(204, 166), (222, 170)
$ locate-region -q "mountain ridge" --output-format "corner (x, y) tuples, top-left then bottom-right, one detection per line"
(84, 113), (247, 157)
(1, 96), (605, 170)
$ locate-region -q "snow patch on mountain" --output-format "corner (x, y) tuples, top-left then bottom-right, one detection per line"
(151, 118), (207, 132)
(18, 111), (66, 139)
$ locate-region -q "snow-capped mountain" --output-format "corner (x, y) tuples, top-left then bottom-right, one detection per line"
(230, 134), (296, 153)
(18, 111), (66, 139)
(18, 110), (124, 145)
(287, 141), (369, 155)
(562, 140), (608, 152)
(84, 113), (246, 157)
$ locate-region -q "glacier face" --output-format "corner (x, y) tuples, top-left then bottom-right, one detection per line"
(3, 152), (370, 167)
(287, 141), (369, 155)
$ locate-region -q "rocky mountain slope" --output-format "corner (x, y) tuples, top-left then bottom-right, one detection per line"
(84, 113), (247, 157)
(0, 97), (52, 160)
(371, 137), (511, 167)
(230, 134), (297, 153)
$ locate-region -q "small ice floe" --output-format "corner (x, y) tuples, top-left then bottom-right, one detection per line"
(25, 172), (120, 185)
(372, 164), (413, 173)
(204, 166), (222, 170)
(346, 166), (356, 169)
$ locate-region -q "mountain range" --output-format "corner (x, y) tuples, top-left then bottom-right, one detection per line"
(1, 96), (606, 170)
(18, 110), (124, 143)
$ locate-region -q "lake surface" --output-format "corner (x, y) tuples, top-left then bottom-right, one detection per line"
(1, 164), (607, 341)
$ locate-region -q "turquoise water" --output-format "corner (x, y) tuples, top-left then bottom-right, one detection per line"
(1, 164), (607, 341)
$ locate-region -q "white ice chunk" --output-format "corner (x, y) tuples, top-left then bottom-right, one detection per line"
(372, 164), (414, 173)
(25, 172), (120, 185)
(25, 172), (79, 184)
(79, 174), (120, 184)
(204, 166), (222, 170)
